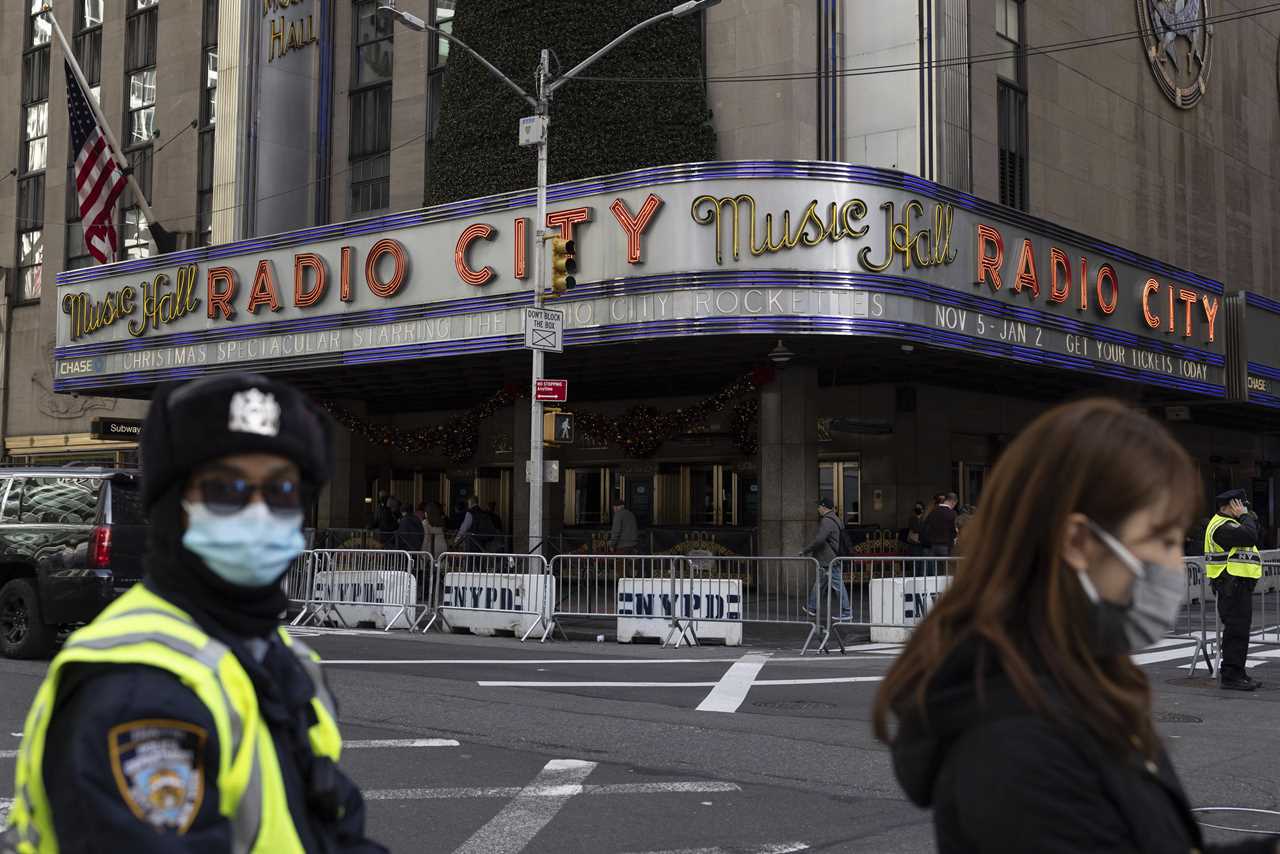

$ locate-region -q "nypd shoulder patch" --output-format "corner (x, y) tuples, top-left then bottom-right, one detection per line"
(107, 719), (207, 833)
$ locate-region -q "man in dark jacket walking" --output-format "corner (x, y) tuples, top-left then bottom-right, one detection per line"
(608, 498), (640, 554)
(923, 492), (958, 556)
(802, 497), (851, 619)
(396, 502), (426, 551)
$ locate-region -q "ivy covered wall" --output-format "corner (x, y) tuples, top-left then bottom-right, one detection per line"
(426, 1), (717, 205)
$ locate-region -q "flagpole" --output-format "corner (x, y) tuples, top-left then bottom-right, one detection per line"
(42, 3), (165, 256)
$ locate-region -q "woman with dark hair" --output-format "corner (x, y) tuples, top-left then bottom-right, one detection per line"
(874, 398), (1276, 854)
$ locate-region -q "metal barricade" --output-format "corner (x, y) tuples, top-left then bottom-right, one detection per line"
(292, 549), (415, 631)
(283, 551), (315, 618)
(819, 556), (959, 653)
(1179, 558), (1216, 676)
(547, 554), (692, 646)
(434, 551), (552, 642)
(406, 551), (440, 633)
(668, 555), (822, 651)
(1196, 559), (1280, 678)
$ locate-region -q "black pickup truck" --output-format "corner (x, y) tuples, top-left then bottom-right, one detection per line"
(0, 468), (146, 659)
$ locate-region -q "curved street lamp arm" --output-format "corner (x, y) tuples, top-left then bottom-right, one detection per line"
(547, 10), (675, 96)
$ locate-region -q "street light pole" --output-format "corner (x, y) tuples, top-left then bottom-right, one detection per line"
(378, 0), (721, 555)
(529, 49), (550, 555)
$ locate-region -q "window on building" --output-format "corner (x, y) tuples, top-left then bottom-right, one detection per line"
(121, 0), (157, 257)
(350, 0), (393, 216)
(128, 68), (157, 145)
(431, 0), (455, 67)
(995, 0), (1027, 210)
(23, 102), (48, 174)
(17, 229), (44, 302)
(18, 0), (50, 301)
(122, 207), (150, 260)
(74, 0), (104, 89)
(998, 83), (1028, 210)
(196, 0), (218, 246)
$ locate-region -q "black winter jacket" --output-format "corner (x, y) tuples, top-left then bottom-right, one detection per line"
(890, 638), (1274, 854)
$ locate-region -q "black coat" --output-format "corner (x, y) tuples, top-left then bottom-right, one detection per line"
(891, 638), (1273, 854)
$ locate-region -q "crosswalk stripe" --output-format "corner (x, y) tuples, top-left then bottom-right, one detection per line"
(345, 738), (459, 749)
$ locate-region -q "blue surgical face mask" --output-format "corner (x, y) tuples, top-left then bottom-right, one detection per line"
(182, 500), (305, 588)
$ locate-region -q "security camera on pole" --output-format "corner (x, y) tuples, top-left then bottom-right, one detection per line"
(378, 0), (722, 553)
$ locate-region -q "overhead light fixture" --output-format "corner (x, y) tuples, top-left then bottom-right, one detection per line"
(768, 339), (794, 368)
(672, 0), (723, 17)
(377, 1), (427, 31)
(901, 344), (915, 354)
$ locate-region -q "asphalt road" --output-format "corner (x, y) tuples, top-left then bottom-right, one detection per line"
(2, 626), (1279, 853)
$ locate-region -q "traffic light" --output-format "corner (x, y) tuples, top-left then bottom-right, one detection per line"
(550, 237), (577, 296)
(542, 409), (574, 445)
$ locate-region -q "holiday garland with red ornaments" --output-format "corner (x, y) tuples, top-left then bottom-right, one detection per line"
(322, 370), (772, 462)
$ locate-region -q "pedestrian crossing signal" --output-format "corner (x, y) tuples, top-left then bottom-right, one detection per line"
(543, 409), (574, 445)
(550, 238), (576, 296)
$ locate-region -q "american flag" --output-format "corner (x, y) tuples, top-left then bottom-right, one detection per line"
(65, 60), (127, 264)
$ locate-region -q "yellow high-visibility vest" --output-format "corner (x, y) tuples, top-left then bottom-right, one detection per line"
(1, 584), (342, 854)
(1204, 513), (1263, 580)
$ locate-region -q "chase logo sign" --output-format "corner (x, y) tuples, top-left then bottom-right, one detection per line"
(56, 356), (105, 377)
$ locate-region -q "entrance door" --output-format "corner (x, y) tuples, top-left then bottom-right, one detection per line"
(625, 475), (653, 528)
(819, 460), (861, 525)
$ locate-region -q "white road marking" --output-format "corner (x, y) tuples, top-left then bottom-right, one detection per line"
(479, 681), (721, 688)
(697, 655), (771, 713)
(453, 759), (597, 854)
(344, 738), (459, 749)
(1132, 646), (1203, 665)
(0, 798), (10, 825)
(0, 750), (16, 759)
(363, 781), (742, 801)
(621, 844), (809, 854)
(752, 676), (883, 685)
(325, 658), (746, 665)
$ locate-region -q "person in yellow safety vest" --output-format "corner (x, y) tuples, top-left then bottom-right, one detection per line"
(1204, 488), (1263, 692)
(2, 373), (388, 853)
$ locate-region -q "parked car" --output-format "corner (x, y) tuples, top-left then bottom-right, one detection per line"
(0, 468), (145, 658)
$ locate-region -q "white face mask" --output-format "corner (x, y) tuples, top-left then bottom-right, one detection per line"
(182, 500), (305, 588)
(1081, 520), (1186, 651)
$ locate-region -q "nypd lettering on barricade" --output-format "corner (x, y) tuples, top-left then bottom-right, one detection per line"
(440, 571), (553, 638)
(868, 574), (951, 643)
(617, 578), (744, 646)
(308, 569), (416, 630)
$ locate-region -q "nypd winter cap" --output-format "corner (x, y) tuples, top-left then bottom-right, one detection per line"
(141, 372), (334, 508)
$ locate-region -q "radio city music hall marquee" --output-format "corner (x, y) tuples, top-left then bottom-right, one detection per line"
(54, 164), (1226, 396)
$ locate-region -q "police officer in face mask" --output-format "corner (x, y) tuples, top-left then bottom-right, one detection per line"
(3, 374), (388, 854)
(1204, 488), (1263, 691)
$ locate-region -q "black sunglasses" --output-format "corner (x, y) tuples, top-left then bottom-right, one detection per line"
(195, 477), (303, 516)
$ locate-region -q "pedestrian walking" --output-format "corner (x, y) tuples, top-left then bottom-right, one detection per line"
(802, 497), (852, 620)
(454, 496), (496, 552)
(905, 501), (927, 556)
(423, 499), (448, 557)
(1205, 488), (1264, 691)
(874, 398), (1276, 854)
(923, 492), (958, 556)
(397, 501), (426, 551)
(608, 497), (640, 555)
(375, 494), (401, 548)
(1, 373), (387, 853)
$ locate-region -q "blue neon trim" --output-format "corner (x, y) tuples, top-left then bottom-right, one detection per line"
(53, 314), (1225, 398)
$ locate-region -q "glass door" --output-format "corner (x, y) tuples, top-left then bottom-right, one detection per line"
(819, 459), (861, 525)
